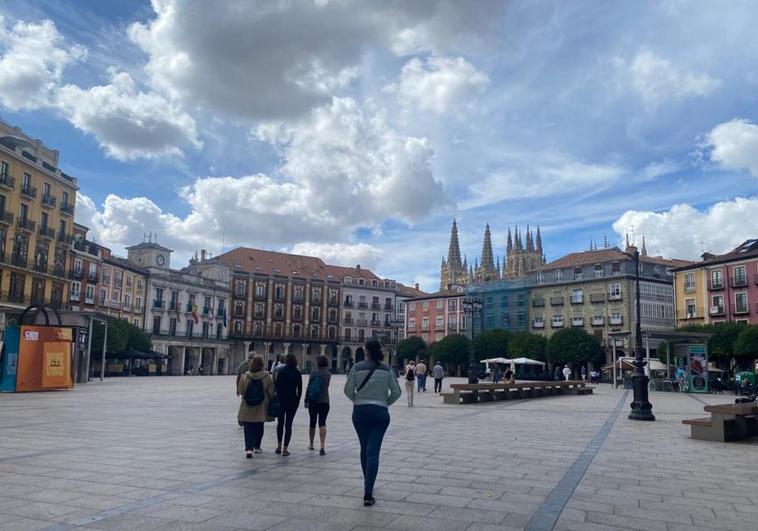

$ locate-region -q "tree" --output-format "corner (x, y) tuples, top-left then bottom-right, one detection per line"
(473, 329), (511, 361)
(656, 340), (669, 365)
(547, 328), (603, 368)
(127, 324), (151, 352)
(429, 334), (470, 375)
(507, 332), (547, 362)
(734, 325), (758, 367)
(396, 336), (427, 363)
(708, 322), (747, 361)
(91, 319), (129, 354)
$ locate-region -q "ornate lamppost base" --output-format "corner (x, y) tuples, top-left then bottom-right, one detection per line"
(628, 373), (655, 421)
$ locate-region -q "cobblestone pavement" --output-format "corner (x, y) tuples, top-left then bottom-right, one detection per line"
(0, 376), (756, 531)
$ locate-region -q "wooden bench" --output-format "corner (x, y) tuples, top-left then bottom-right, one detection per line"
(682, 403), (758, 442)
(442, 380), (593, 404)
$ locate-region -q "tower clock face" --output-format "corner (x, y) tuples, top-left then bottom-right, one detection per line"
(156, 255), (165, 266)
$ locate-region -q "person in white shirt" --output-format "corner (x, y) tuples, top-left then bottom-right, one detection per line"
(404, 361), (416, 407)
(562, 365), (572, 381)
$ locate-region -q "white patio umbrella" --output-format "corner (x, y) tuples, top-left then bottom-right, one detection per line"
(510, 357), (546, 366)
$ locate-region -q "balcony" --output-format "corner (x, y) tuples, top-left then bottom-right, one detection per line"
(52, 264), (65, 277)
(21, 184), (37, 198)
(590, 293), (605, 304)
(60, 202), (74, 216)
(343, 317), (354, 325)
(608, 293), (622, 301)
(186, 303), (194, 312)
(41, 194), (57, 208)
(384, 303), (394, 311)
(371, 320), (382, 327)
(531, 298), (545, 308)
(731, 276), (748, 289)
(38, 225), (55, 240)
(357, 302), (368, 309)
(87, 272), (98, 283)
(16, 217), (35, 232)
(0, 210), (12, 225)
(551, 318), (564, 328)
(356, 318), (368, 326)
(709, 280), (724, 291)
(592, 316), (605, 326)
(70, 268), (84, 280)
(57, 233), (73, 245)
(550, 296), (564, 306)
(684, 284), (696, 294)
(202, 307), (211, 316)
(733, 304), (749, 315)
(0, 174), (15, 190)
(532, 319), (544, 329)
(371, 302), (381, 310)
(69, 292), (80, 302)
(217, 308), (225, 317)
(328, 298), (338, 307)
(709, 306), (725, 316)
(571, 317), (584, 327)
(154, 299), (166, 310)
(570, 296), (584, 305)
(33, 262), (48, 274)
(344, 300), (354, 308)
(609, 315), (623, 325)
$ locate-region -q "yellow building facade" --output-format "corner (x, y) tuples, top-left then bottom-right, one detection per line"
(0, 120), (77, 313)
(672, 267), (708, 326)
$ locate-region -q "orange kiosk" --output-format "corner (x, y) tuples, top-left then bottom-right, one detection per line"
(7, 305), (74, 392)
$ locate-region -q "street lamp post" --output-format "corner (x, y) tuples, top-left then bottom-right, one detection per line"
(462, 297), (483, 384)
(629, 248), (655, 421)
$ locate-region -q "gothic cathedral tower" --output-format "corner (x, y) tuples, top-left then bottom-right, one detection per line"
(503, 225), (545, 279)
(440, 219), (470, 289)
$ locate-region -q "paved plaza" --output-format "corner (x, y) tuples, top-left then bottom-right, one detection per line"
(0, 376), (756, 531)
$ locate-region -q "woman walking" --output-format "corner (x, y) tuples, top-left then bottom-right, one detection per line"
(275, 353), (302, 456)
(404, 360), (415, 407)
(237, 355), (273, 458)
(305, 355), (332, 455)
(344, 339), (402, 506)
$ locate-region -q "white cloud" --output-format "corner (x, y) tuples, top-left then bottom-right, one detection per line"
(387, 55), (488, 114)
(127, 0), (502, 121)
(629, 50), (719, 105)
(612, 196), (758, 259)
(56, 69), (201, 161)
(463, 153), (623, 208)
(289, 242), (382, 270)
(704, 118), (758, 178)
(0, 15), (85, 110)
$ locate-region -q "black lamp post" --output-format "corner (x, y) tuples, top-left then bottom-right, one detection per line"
(462, 296), (483, 384)
(628, 248), (655, 421)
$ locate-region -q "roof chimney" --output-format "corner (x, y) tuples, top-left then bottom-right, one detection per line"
(415, 283), (419, 290)
(201, 249), (207, 262)
(356, 264), (361, 270)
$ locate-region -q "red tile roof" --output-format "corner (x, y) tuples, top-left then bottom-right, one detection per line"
(326, 264), (381, 281)
(544, 247), (689, 269)
(405, 289), (465, 302)
(216, 248), (335, 280)
(396, 282), (427, 298)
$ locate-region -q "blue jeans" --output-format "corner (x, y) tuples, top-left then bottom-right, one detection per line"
(352, 405), (390, 497)
(417, 374), (426, 391)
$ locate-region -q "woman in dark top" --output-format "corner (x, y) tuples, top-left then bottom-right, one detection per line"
(305, 355), (332, 455)
(274, 353), (302, 456)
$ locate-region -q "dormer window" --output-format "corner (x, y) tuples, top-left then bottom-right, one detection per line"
(345, 276), (352, 285)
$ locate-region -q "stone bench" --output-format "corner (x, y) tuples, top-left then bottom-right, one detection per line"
(442, 380), (592, 405)
(682, 403), (758, 442)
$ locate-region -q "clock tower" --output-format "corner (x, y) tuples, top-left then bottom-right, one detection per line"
(126, 240), (173, 270)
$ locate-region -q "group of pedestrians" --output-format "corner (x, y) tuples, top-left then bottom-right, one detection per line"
(402, 359), (446, 407)
(235, 339), (402, 507)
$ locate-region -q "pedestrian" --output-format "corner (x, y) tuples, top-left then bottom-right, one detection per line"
(416, 359), (427, 392)
(271, 354), (285, 380)
(305, 355), (331, 455)
(404, 360), (416, 407)
(562, 364), (571, 381)
(236, 351), (256, 394)
(237, 355), (273, 458)
(432, 361), (445, 393)
(198, 365), (204, 376)
(344, 339), (402, 507)
(581, 366), (587, 383)
(504, 367), (514, 384)
(274, 353), (302, 456)
(554, 365), (561, 381)
(492, 363), (501, 383)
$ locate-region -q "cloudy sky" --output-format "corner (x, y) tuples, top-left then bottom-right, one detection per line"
(1, 0), (757, 290)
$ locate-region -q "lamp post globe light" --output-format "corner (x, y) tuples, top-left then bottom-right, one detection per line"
(462, 296), (483, 384)
(629, 247), (655, 421)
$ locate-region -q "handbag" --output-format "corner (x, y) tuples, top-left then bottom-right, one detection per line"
(267, 393), (281, 420)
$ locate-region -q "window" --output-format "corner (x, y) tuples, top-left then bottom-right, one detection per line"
(609, 283), (621, 299)
(235, 279), (246, 297)
(554, 269), (563, 281)
(653, 265), (661, 278)
(169, 318), (177, 336)
(735, 292), (748, 313)
(58, 219), (66, 239)
(422, 301), (429, 311)
(43, 182), (51, 197)
(19, 203), (28, 223)
(710, 295), (723, 314)
(311, 306), (321, 321)
(684, 273), (695, 292)
(74, 257), (83, 274)
(573, 266), (583, 280)
(274, 283), (285, 300)
(100, 288), (107, 304)
(733, 265), (747, 286)
(274, 303), (284, 319)
(255, 282), (265, 298)
(135, 297), (142, 310)
(435, 316), (444, 329)
(40, 212), (48, 231)
(71, 281), (81, 301)
(344, 276), (352, 285)
(447, 314), (458, 330)
(83, 284), (94, 304)
(594, 264), (604, 278)
(436, 300), (444, 309)
(408, 318), (416, 330)
(153, 316), (162, 334)
(113, 270), (122, 287)
(311, 287), (321, 303)
(421, 317), (430, 330)
(408, 302), (416, 312)
(88, 262), (97, 278)
(570, 289), (583, 304)
(293, 285), (304, 302)
(536, 271), (544, 283)
(124, 293), (131, 309)
(710, 269), (723, 289)
(62, 190), (69, 207)
(448, 299), (457, 311)
(685, 299), (696, 317)
(102, 267), (110, 284)
(22, 172), (31, 189)
(112, 290), (120, 303)
(0, 160), (7, 177)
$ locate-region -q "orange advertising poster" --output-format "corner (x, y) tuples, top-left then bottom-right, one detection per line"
(16, 326), (74, 392)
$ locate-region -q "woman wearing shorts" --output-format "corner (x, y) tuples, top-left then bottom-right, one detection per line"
(305, 354), (332, 455)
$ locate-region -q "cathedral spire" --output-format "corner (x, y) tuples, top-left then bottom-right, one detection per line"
(536, 226), (543, 255)
(506, 227), (513, 253)
(480, 224), (495, 270)
(446, 218), (462, 267)
(515, 225), (522, 250)
(526, 225), (534, 251)
(641, 235), (648, 256)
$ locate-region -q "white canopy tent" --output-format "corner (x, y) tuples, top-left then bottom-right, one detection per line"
(510, 357), (545, 366)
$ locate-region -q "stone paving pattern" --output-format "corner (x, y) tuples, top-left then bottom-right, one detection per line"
(0, 376), (756, 530)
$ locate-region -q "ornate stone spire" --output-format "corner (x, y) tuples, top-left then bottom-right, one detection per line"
(526, 225), (534, 251)
(480, 224), (495, 271)
(447, 218), (462, 266)
(536, 226), (543, 255)
(641, 235), (648, 256)
(515, 226), (522, 250)
(506, 227), (513, 253)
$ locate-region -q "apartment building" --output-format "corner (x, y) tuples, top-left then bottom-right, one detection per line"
(395, 282), (426, 341)
(0, 120), (76, 316)
(672, 239), (758, 326)
(404, 288), (466, 347)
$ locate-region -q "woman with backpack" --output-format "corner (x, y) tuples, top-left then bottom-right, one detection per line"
(237, 355), (273, 458)
(344, 339), (402, 507)
(404, 360), (416, 407)
(274, 353), (302, 456)
(305, 355), (331, 455)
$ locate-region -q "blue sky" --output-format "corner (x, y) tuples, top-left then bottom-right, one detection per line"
(1, 0), (758, 291)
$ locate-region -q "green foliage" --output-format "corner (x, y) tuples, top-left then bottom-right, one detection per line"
(734, 325), (758, 361)
(472, 329), (511, 361)
(507, 332), (547, 362)
(547, 328), (603, 366)
(429, 334), (470, 366)
(656, 341), (669, 365)
(397, 335), (427, 363)
(709, 322), (748, 360)
(91, 318), (150, 354)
